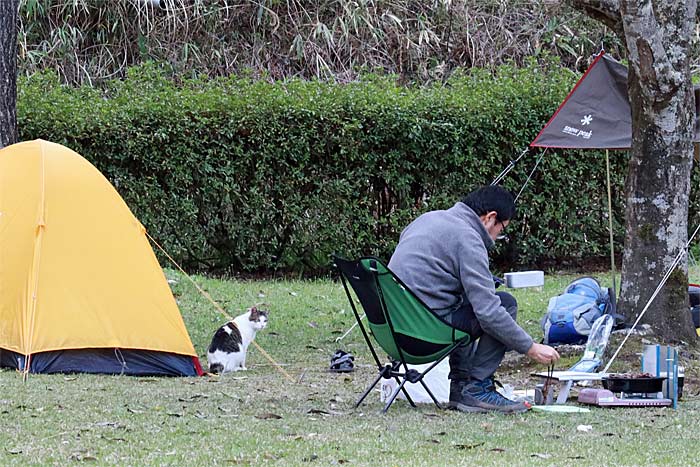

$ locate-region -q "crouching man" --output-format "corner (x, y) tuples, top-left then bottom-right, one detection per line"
(389, 185), (559, 413)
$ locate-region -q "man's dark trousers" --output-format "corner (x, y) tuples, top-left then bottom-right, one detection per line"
(437, 292), (518, 381)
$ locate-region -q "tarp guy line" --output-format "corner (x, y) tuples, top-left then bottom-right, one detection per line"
(603, 223), (700, 373)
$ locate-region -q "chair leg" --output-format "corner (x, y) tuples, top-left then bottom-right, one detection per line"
(418, 379), (444, 410)
(355, 370), (386, 408)
(390, 375), (417, 408)
(383, 378), (409, 413)
(393, 361), (417, 407)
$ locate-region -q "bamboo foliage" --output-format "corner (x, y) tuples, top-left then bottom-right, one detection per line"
(17, 0), (628, 84)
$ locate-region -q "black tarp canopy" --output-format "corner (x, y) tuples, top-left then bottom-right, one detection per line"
(531, 51), (700, 151)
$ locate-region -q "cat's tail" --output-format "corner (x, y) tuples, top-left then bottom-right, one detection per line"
(209, 363), (224, 374)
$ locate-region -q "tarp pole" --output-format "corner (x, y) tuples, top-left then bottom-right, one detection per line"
(605, 149), (617, 295)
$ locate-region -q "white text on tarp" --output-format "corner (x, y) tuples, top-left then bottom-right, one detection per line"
(562, 125), (592, 139)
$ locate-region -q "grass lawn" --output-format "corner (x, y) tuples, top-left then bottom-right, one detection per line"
(1, 266), (699, 466)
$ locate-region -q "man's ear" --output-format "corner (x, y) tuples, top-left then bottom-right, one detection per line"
(484, 211), (499, 225)
(479, 211), (498, 229)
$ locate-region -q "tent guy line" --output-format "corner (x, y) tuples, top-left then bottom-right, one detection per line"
(145, 231), (296, 383)
(603, 223), (700, 374)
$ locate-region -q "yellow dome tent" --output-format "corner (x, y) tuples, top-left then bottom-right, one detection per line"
(0, 140), (202, 376)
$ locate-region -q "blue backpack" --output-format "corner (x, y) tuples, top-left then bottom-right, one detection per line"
(542, 277), (613, 345)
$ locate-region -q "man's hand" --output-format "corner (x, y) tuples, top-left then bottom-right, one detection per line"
(526, 343), (560, 365)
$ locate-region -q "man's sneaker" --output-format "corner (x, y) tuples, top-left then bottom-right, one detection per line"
(448, 378), (530, 414)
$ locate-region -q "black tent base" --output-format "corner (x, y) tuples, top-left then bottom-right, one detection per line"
(0, 347), (201, 376)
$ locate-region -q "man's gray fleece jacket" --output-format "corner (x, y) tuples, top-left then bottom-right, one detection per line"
(388, 202), (534, 355)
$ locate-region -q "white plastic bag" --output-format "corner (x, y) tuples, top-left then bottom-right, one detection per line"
(379, 359), (450, 404)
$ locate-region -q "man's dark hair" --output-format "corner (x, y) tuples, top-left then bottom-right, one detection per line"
(461, 185), (516, 221)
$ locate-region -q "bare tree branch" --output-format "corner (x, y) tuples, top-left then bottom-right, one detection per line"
(566, 0), (624, 38)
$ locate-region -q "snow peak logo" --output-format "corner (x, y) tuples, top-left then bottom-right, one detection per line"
(562, 125), (592, 139)
(561, 114), (593, 139)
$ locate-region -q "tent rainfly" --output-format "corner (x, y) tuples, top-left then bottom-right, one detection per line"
(0, 140), (203, 376)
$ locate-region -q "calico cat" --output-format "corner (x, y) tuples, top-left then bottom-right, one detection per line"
(207, 307), (269, 374)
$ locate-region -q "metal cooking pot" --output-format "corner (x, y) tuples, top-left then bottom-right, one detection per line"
(601, 376), (665, 393)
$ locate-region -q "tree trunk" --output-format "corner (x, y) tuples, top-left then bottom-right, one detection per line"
(568, 0), (698, 343)
(0, 0), (18, 149)
(617, 0), (697, 343)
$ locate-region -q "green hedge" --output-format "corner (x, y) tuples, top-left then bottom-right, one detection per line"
(16, 63), (700, 274)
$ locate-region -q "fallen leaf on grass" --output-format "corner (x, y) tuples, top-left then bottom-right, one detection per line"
(99, 435), (126, 442)
(126, 407), (143, 414)
(490, 448), (506, 453)
(567, 455), (585, 459)
(577, 424), (593, 433)
(602, 432), (617, 437)
(427, 439), (440, 444)
(454, 442), (485, 450)
(308, 322), (318, 328)
(178, 394), (208, 402)
(6, 447), (22, 455)
(302, 454), (318, 462)
(531, 453), (551, 459)
(218, 406), (231, 413)
(64, 376), (78, 381)
(255, 412), (282, 420)
(167, 412), (183, 417)
(69, 453), (98, 462)
(307, 409), (330, 416)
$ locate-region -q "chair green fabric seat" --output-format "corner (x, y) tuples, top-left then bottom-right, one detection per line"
(334, 255), (472, 413)
(360, 258), (470, 364)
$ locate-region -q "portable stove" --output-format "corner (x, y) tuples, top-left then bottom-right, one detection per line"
(578, 388), (672, 407)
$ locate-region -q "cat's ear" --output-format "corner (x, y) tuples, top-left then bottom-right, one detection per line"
(248, 306), (258, 317)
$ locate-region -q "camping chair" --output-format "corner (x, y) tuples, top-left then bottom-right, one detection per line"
(333, 255), (472, 413)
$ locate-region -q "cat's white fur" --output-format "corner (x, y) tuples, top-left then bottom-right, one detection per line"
(207, 310), (268, 373)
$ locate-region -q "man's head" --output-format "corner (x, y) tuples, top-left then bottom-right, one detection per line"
(461, 185), (516, 241)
